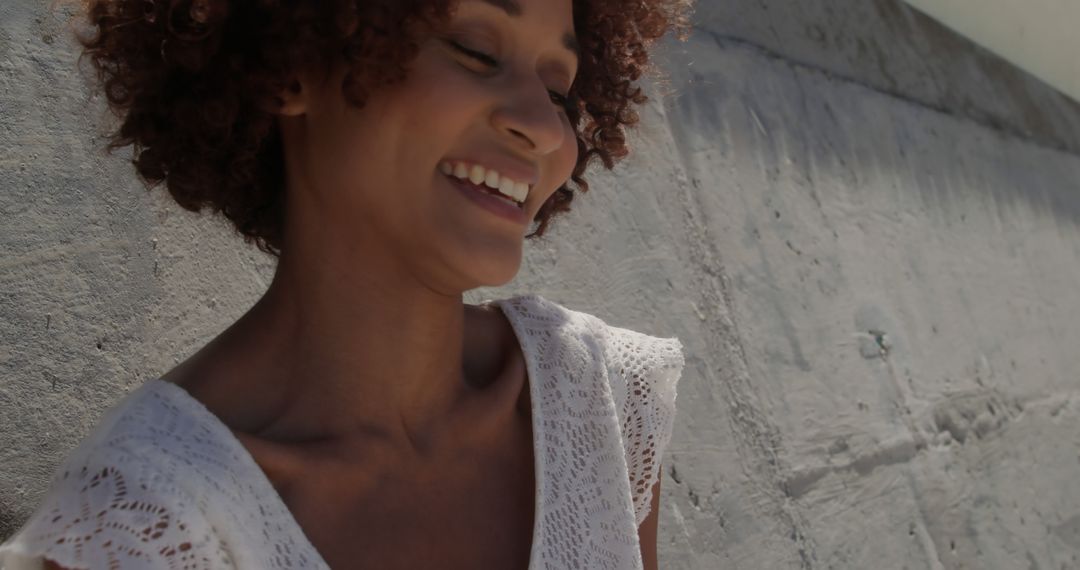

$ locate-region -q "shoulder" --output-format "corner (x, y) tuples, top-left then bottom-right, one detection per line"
(509, 293), (685, 399)
(499, 293), (684, 356)
(0, 381), (236, 569)
(503, 292), (686, 435)
(522, 294), (687, 526)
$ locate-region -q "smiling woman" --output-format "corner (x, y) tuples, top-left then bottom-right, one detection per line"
(0, 0), (692, 568)
(68, 0), (691, 258)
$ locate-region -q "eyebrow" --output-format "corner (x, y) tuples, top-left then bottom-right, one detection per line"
(477, 0), (580, 61)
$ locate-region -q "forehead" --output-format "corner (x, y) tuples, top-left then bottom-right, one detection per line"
(456, 0), (580, 59)
(476, 0), (524, 16)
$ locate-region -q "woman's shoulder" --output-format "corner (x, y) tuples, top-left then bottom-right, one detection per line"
(490, 292), (678, 336)
(490, 292), (685, 425)
(21, 380), (190, 472)
(54, 379), (236, 470)
(6, 378), (242, 507)
(0, 380), (237, 569)
(492, 293), (686, 527)
(491, 292), (684, 368)
(539, 297), (686, 528)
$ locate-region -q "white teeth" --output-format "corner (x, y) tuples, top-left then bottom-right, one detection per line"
(440, 160), (529, 205)
(468, 164), (485, 185)
(499, 176), (515, 196)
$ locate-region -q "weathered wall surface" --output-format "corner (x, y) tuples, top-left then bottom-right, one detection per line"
(3, 1), (1079, 568)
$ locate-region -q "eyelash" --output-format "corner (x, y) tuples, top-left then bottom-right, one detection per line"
(448, 40), (572, 110)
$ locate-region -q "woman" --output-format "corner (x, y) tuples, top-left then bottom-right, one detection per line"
(1, 0), (691, 567)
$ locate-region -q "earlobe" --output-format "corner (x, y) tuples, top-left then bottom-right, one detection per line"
(269, 78), (307, 117)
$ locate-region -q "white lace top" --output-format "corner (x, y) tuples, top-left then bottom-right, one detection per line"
(0, 294), (685, 570)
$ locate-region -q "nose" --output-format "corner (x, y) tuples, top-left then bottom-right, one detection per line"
(490, 75), (569, 156)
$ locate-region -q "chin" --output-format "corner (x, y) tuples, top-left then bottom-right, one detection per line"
(476, 260), (522, 288)
(462, 248), (524, 289)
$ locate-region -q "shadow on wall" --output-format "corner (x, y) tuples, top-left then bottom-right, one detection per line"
(0, 500), (24, 545)
(683, 0), (1080, 156)
(654, 0), (1080, 229)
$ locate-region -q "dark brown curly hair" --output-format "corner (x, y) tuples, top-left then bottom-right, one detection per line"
(73, 0), (692, 257)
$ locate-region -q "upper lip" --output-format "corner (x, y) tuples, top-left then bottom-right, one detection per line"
(442, 155), (540, 187)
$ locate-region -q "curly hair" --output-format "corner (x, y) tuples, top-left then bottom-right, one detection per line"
(74, 0), (692, 257)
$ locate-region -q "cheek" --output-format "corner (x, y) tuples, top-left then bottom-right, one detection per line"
(556, 126), (579, 179)
(397, 53), (482, 122)
(312, 109), (388, 192)
(533, 127), (579, 209)
(389, 66), (490, 165)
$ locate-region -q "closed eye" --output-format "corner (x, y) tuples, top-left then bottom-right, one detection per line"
(445, 40), (572, 110)
(447, 39), (499, 68)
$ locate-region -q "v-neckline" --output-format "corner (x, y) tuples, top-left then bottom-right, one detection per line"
(145, 295), (543, 569)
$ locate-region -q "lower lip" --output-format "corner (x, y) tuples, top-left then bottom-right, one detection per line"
(445, 174), (529, 225)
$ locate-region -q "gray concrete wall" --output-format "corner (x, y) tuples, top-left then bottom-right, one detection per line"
(3, 1), (1079, 568)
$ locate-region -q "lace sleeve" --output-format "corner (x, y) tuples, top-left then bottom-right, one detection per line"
(0, 442), (235, 570)
(605, 327), (686, 527)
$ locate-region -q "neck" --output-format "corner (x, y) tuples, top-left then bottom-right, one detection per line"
(258, 257), (469, 431)
(173, 233), (515, 458)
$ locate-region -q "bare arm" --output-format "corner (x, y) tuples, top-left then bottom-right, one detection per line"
(638, 470), (663, 570)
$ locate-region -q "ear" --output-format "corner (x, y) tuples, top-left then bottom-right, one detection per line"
(268, 76), (308, 117)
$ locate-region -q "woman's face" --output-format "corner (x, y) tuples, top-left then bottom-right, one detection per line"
(283, 0), (579, 291)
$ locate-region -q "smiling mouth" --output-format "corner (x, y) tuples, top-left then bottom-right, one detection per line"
(438, 160), (531, 207)
(443, 172), (532, 225)
(444, 173), (526, 210)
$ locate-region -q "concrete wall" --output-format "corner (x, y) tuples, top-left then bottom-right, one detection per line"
(3, 0), (1079, 568)
(903, 0), (1080, 104)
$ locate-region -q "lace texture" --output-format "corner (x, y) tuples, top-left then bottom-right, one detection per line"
(494, 295), (685, 569)
(1, 294), (684, 569)
(593, 320), (684, 527)
(0, 424), (235, 569)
